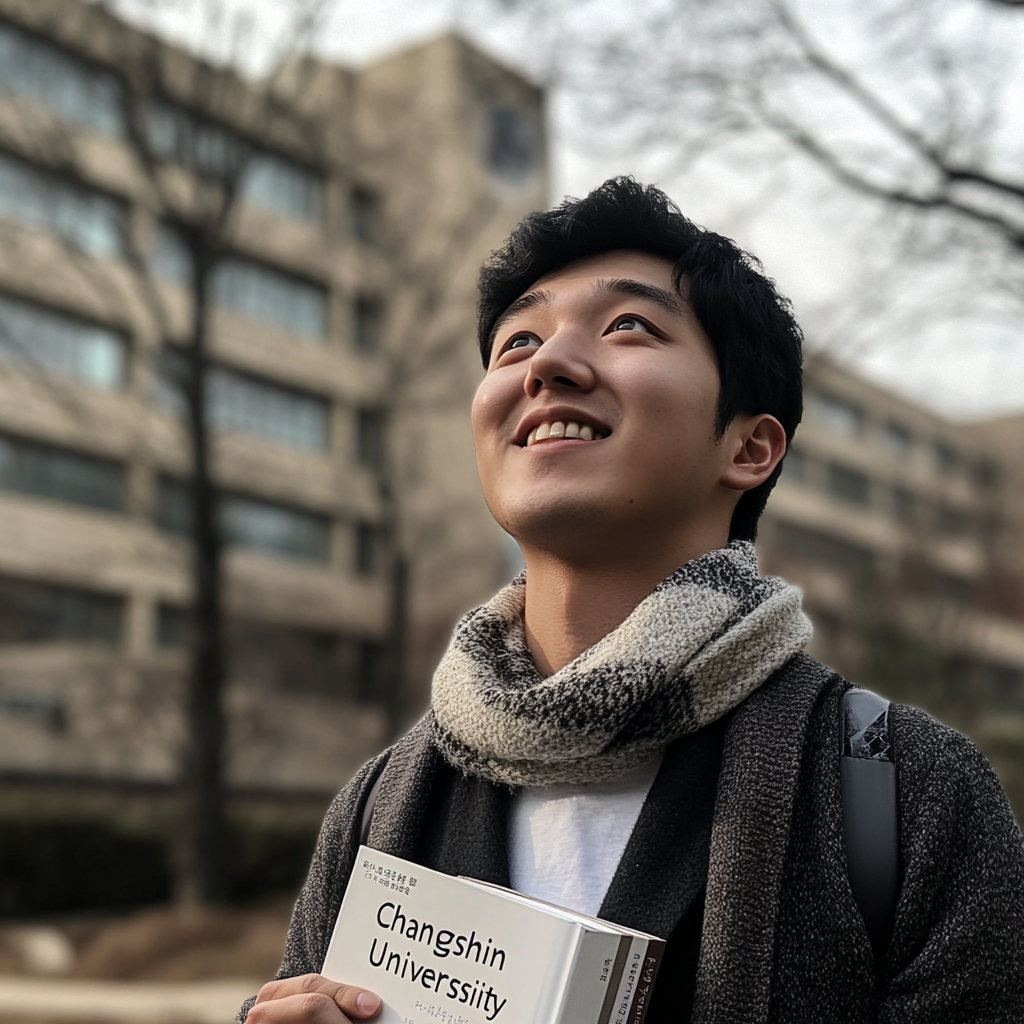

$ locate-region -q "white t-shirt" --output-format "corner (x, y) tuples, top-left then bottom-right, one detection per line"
(508, 755), (664, 918)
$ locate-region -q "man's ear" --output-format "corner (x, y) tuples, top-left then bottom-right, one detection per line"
(720, 414), (788, 492)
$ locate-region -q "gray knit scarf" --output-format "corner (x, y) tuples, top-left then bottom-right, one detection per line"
(430, 540), (812, 786)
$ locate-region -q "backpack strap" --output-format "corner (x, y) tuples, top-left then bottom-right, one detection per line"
(840, 687), (900, 964)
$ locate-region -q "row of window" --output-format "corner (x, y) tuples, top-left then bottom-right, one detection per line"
(0, 574), (387, 703)
(783, 449), (981, 536)
(0, 432), (384, 569)
(807, 391), (996, 485)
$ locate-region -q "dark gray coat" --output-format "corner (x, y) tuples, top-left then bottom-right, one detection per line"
(240, 656), (1024, 1023)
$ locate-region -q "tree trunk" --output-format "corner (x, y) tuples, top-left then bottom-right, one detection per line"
(381, 547), (409, 742)
(177, 258), (228, 906)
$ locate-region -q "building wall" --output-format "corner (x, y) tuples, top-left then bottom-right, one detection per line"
(0, 0), (547, 795)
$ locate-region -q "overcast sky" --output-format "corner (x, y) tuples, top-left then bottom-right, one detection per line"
(105, 0), (1024, 421)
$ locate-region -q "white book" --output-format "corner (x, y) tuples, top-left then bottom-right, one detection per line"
(321, 846), (665, 1024)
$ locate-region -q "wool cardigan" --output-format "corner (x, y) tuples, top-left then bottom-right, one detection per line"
(240, 655), (1024, 1023)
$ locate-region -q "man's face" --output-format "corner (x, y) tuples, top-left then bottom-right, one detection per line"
(471, 250), (743, 560)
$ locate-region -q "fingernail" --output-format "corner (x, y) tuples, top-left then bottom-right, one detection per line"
(356, 991), (381, 1015)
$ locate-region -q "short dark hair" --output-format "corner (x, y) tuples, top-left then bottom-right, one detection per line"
(477, 176), (803, 542)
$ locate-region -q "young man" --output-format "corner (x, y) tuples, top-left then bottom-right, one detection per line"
(242, 179), (1024, 1023)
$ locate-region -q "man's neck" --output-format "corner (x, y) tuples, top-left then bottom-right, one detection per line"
(521, 537), (726, 676)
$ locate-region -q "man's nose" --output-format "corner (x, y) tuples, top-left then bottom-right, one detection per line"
(523, 328), (596, 397)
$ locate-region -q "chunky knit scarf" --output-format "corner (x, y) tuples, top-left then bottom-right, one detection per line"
(431, 541), (812, 786)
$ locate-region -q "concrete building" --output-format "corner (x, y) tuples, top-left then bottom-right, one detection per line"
(759, 353), (1024, 808)
(0, 0), (547, 801)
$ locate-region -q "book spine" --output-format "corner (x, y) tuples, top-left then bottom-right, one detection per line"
(609, 937), (647, 1024)
(596, 935), (633, 1024)
(624, 938), (665, 1024)
(553, 928), (625, 1024)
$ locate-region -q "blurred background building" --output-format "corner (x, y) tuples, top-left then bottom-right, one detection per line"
(0, 0), (1022, 946)
(0, 0), (545, 912)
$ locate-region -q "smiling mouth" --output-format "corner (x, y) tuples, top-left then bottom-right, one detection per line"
(525, 420), (608, 447)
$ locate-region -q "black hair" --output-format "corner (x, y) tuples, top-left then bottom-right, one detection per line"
(477, 176), (803, 542)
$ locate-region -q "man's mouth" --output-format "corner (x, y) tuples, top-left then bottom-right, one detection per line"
(525, 421), (608, 447)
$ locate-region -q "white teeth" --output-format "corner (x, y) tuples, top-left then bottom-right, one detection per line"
(525, 420), (603, 446)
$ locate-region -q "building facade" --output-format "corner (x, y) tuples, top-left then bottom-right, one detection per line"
(0, 0), (547, 800)
(759, 353), (1024, 809)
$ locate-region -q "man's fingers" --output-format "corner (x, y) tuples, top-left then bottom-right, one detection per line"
(252, 974), (382, 1021)
(333, 984), (382, 1019)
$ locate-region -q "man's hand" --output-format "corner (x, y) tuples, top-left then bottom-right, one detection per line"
(248, 974), (383, 1024)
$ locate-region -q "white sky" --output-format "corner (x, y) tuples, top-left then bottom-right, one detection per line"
(104, 0), (1024, 422)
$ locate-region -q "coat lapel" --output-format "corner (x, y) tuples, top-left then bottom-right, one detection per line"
(598, 717), (727, 936)
(691, 656), (834, 1024)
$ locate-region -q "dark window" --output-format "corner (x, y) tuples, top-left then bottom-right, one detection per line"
(933, 441), (958, 475)
(0, 150), (126, 257)
(782, 448), (808, 484)
(0, 433), (123, 511)
(974, 460), (1000, 490)
(938, 505), (973, 537)
(351, 187), (379, 244)
(891, 486), (916, 523)
(0, 20), (124, 136)
(353, 296), (383, 352)
(0, 292), (125, 389)
(212, 258), (327, 338)
(156, 603), (191, 648)
(155, 349), (330, 453)
(355, 522), (381, 576)
(0, 575), (123, 644)
(0, 693), (66, 731)
(151, 223), (193, 285)
(809, 392), (864, 437)
(242, 153), (323, 224)
(487, 106), (540, 181)
(157, 477), (330, 562)
(146, 100), (248, 180)
(881, 421), (911, 459)
(357, 409), (385, 468)
(826, 462), (870, 507)
(358, 640), (386, 704)
(776, 522), (875, 575)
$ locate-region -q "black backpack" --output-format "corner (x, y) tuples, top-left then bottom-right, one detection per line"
(359, 687), (901, 961)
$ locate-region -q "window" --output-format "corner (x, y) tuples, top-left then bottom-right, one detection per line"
(156, 603), (191, 648)
(808, 392), (864, 437)
(781, 448), (808, 484)
(826, 462), (870, 507)
(881, 422), (911, 459)
(0, 293), (125, 388)
(146, 100), (246, 180)
(0, 433), (123, 511)
(487, 105), (541, 181)
(891, 486), (916, 523)
(776, 522), (875, 575)
(0, 574), (123, 644)
(355, 522), (381, 575)
(0, 21), (124, 136)
(351, 187), (379, 244)
(0, 150), (125, 257)
(357, 409), (385, 468)
(242, 153), (323, 223)
(938, 505), (973, 537)
(151, 223), (193, 286)
(156, 349), (330, 452)
(157, 477), (330, 562)
(353, 296), (383, 352)
(933, 441), (958, 476)
(212, 258), (327, 338)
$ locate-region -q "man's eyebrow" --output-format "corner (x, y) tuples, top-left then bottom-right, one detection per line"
(491, 289), (552, 342)
(595, 278), (689, 320)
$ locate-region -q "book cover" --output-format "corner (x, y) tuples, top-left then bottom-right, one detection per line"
(321, 846), (664, 1024)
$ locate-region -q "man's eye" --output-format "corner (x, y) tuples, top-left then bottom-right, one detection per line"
(609, 315), (652, 334)
(504, 333), (541, 353)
